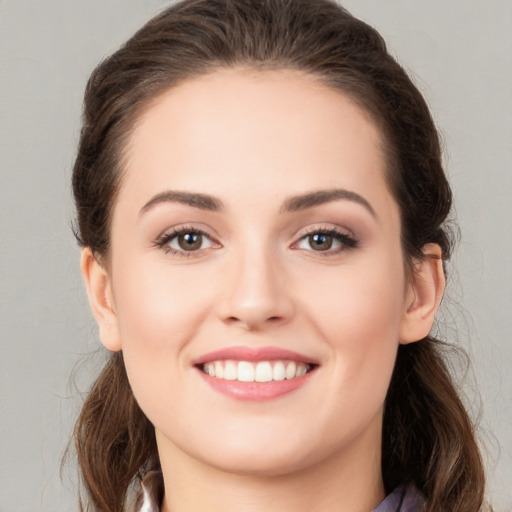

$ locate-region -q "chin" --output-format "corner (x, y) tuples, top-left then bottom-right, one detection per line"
(202, 449), (316, 478)
(188, 428), (342, 478)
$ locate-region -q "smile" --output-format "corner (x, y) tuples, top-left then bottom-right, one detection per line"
(194, 346), (318, 400)
(201, 360), (312, 382)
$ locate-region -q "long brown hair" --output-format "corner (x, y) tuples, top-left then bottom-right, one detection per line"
(72, 1), (485, 510)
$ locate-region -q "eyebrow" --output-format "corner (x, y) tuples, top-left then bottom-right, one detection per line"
(140, 190), (224, 215)
(139, 188), (375, 218)
(280, 188), (376, 217)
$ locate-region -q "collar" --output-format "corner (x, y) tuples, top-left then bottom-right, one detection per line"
(138, 471), (423, 512)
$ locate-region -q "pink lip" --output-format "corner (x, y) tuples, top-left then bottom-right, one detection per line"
(197, 369), (315, 401)
(193, 345), (318, 401)
(192, 346), (318, 366)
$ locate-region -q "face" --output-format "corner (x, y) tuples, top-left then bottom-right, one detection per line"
(93, 68), (420, 477)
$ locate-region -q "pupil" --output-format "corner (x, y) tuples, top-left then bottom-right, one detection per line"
(179, 233), (201, 250)
(310, 233), (332, 250)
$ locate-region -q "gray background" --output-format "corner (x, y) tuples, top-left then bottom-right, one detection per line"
(0, 1), (510, 510)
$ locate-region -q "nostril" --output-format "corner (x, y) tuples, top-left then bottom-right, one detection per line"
(222, 313), (286, 330)
(216, 279), (295, 329)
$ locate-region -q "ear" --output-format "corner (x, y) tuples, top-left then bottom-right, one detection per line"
(399, 243), (446, 344)
(80, 247), (122, 352)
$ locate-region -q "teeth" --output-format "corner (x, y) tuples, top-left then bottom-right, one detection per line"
(214, 361), (224, 378)
(285, 361), (297, 379)
(224, 361), (237, 380)
(272, 361), (285, 381)
(296, 363), (307, 377)
(255, 362), (272, 382)
(202, 360), (312, 382)
(204, 362), (216, 377)
(238, 361), (255, 382)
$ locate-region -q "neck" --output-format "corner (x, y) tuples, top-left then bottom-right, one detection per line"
(157, 420), (385, 512)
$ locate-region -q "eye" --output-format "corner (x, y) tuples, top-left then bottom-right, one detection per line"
(294, 229), (358, 253)
(155, 227), (218, 256)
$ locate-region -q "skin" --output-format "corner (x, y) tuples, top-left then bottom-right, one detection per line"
(82, 68), (445, 512)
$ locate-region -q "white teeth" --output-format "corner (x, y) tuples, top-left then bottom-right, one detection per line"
(224, 361), (237, 380)
(285, 361), (297, 380)
(214, 361), (224, 378)
(204, 363), (215, 377)
(255, 362), (273, 382)
(238, 361), (255, 382)
(202, 360), (312, 382)
(272, 361), (285, 381)
(296, 363), (307, 377)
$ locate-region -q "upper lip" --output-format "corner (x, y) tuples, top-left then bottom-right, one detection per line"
(192, 346), (319, 366)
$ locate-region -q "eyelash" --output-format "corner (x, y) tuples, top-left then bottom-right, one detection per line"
(154, 226), (219, 258)
(154, 226), (358, 258)
(292, 227), (359, 255)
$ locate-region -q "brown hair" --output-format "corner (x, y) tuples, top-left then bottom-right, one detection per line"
(72, 1), (485, 510)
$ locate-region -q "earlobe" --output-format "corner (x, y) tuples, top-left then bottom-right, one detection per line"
(80, 247), (122, 352)
(399, 243), (446, 344)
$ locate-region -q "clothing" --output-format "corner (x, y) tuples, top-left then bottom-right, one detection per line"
(138, 471), (423, 512)
(372, 485), (423, 512)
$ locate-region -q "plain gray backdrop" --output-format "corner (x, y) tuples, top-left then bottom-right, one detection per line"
(1, 1), (511, 510)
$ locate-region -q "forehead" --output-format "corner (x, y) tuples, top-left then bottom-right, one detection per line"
(119, 67), (395, 220)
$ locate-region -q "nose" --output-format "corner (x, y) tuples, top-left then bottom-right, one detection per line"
(217, 246), (294, 331)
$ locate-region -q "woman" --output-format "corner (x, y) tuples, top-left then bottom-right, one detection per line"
(72, 0), (486, 511)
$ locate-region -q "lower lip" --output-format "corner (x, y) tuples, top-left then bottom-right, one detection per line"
(197, 369), (314, 401)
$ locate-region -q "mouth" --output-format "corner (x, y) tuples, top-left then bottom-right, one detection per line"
(193, 346), (318, 400)
(199, 359), (314, 382)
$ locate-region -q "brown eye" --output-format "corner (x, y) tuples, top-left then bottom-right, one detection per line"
(177, 232), (203, 251)
(308, 233), (333, 251)
(295, 229), (357, 254)
(161, 229), (216, 255)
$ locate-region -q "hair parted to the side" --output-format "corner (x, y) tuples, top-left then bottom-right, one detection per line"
(72, 1), (485, 511)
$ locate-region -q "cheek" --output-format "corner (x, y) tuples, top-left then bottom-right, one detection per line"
(112, 255), (214, 349)
(300, 252), (406, 404)
(111, 264), (217, 445)
(110, 256), (217, 405)
(302, 250), (406, 340)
